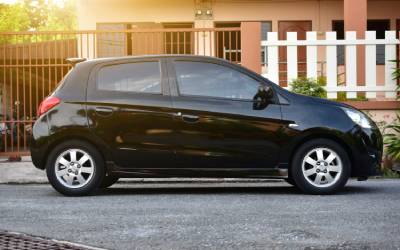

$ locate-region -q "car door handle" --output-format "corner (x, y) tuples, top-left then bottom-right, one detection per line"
(181, 114), (199, 123)
(95, 107), (114, 116)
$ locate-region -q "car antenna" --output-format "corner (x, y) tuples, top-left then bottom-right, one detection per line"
(65, 58), (87, 67)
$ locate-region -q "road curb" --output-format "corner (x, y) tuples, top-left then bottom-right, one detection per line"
(0, 159), (284, 184)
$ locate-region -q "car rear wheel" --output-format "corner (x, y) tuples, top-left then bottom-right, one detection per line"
(291, 139), (350, 195)
(46, 140), (105, 196)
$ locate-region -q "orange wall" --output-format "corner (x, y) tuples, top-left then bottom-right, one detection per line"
(78, 0), (400, 31)
(77, 0), (195, 30)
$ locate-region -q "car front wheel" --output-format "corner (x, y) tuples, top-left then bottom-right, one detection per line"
(46, 140), (105, 196)
(100, 175), (119, 188)
(291, 139), (351, 195)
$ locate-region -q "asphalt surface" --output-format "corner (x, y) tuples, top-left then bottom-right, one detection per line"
(0, 179), (399, 250)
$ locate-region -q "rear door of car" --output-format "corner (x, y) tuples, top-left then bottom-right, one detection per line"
(86, 58), (177, 169)
(167, 57), (285, 170)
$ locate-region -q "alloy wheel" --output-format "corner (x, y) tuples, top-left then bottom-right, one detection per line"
(301, 147), (343, 188)
(54, 149), (95, 189)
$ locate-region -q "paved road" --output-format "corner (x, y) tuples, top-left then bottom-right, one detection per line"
(0, 180), (400, 250)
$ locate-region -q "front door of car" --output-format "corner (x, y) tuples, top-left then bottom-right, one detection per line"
(167, 59), (285, 169)
(86, 59), (177, 169)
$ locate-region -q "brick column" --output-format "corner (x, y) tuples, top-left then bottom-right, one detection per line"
(344, 0), (367, 85)
(241, 22), (261, 74)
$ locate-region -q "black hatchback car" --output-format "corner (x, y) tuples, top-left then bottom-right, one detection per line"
(30, 55), (382, 196)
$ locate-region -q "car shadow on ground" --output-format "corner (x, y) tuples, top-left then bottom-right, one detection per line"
(92, 183), (381, 196)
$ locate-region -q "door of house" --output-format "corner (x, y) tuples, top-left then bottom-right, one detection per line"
(278, 21), (312, 87)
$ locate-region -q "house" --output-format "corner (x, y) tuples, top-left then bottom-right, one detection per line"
(76, 0), (400, 97)
(75, 1), (400, 111)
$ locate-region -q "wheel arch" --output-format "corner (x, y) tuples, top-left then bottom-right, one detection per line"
(286, 132), (355, 178)
(43, 132), (112, 174)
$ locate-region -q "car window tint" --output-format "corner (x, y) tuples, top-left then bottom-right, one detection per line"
(174, 61), (260, 100)
(98, 61), (161, 94)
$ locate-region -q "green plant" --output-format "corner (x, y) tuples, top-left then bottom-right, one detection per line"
(392, 60), (400, 82)
(335, 92), (368, 102)
(381, 167), (400, 178)
(290, 77), (327, 98)
(390, 59), (400, 98)
(384, 113), (400, 162)
(380, 60), (400, 177)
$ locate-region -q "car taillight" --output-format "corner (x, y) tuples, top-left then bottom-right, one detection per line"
(37, 96), (60, 117)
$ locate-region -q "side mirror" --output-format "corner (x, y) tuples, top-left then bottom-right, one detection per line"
(253, 85), (273, 110)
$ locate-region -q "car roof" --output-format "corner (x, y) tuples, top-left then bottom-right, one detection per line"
(73, 55), (229, 67)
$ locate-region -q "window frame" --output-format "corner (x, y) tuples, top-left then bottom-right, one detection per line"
(261, 21), (273, 65)
(95, 60), (164, 96)
(87, 58), (170, 102)
(170, 59), (274, 103)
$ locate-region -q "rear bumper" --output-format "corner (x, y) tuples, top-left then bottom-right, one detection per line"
(30, 145), (46, 170)
(29, 115), (49, 170)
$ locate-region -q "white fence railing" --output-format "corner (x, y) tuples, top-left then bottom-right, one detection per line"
(261, 31), (400, 99)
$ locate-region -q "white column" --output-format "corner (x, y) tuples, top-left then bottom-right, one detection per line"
(306, 32), (318, 79)
(384, 31), (397, 98)
(326, 32), (338, 99)
(345, 31), (357, 99)
(365, 31), (377, 99)
(286, 32), (298, 86)
(266, 32), (279, 84)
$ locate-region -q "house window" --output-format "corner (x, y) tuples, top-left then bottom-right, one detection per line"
(215, 22), (241, 62)
(96, 22), (193, 57)
(368, 20), (390, 64)
(163, 23), (194, 54)
(332, 20), (390, 65)
(96, 23), (129, 58)
(332, 20), (345, 65)
(261, 21), (272, 65)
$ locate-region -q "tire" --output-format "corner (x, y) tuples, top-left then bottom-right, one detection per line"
(100, 175), (119, 188)
(285, 178), (297, 187)
(291, 139), (351, 195)
(46, 140), (105, 196)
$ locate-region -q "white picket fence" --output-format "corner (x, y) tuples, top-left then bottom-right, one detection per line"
(261, 31), (400, 99)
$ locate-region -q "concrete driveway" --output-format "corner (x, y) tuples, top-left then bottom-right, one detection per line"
(0, 179), (399, 250)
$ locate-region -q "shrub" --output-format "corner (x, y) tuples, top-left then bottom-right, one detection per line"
(384, 114), (400, 162)
(290, 77), (327, 98)
(383, 61), (400, 171)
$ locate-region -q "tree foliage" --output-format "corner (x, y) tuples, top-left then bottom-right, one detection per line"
(0, 0), (76, 32)
(0, 3), (31, 32)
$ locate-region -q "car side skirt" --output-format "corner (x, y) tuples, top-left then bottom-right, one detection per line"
(108, 167), (289, 179)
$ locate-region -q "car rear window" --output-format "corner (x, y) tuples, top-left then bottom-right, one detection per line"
(97, 61), (161, 94)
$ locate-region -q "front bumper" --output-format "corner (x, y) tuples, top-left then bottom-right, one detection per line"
(349, 126), (383, 178)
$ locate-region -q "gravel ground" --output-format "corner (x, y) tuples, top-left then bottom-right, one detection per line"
(0, 179), (399, 250)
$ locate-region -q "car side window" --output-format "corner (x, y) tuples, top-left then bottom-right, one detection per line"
(97, 61), (161, 94)
(174, 61), (261, 100)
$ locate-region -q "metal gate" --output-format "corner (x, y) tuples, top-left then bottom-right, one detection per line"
(0, 28), (241, 157)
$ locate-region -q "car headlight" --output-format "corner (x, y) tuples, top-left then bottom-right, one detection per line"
(341, 107), (372, 129)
